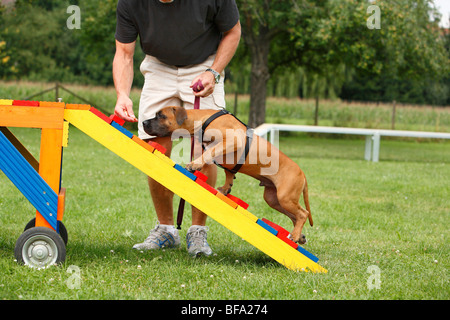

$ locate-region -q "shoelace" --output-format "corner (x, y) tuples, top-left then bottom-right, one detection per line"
(146, 225), (174, 245)
(187, 229), (207, 248)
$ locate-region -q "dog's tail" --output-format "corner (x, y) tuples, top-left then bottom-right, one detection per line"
(303, 177), (313, 227)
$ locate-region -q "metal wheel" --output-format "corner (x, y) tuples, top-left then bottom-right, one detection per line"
(14, 227), (66, 268)
(24, 218), (68, 245)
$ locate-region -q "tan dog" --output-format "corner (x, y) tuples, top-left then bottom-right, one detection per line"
(142, 106), (313, 244)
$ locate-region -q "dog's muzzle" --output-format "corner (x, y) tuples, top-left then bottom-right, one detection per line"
(142, 119), (170, 137)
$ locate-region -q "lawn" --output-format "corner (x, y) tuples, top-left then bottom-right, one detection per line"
(0, 125), (448, 300)
(0, 82), (448, 301)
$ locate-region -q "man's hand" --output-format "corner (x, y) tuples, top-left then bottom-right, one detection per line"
(114, 95), (138, 122)
(190, 71), (216, 97)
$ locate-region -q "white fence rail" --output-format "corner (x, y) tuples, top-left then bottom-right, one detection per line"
(254, 124), (450, 162)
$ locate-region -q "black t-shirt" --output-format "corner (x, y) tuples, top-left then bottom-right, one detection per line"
(115, 0), (239, 66)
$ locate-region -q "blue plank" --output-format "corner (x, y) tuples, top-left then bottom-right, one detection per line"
(0, 134), (58, 230)
(256, 219), (278, 236)
(0, 136), (52, 209)
(174, 164), (197, 181)
(111, 121), (134, 139)
(0, 131), (58, 230)
(297, 246), (319, 263)
(0, 138), (58, 231)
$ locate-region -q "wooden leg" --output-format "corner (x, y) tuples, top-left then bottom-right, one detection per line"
(35, 128), (63, 230)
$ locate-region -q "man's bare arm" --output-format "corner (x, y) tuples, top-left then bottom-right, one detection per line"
(113, 40), (138, 122)
(191, 21), (241, 97)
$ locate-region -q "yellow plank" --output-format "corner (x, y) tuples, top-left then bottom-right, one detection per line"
(0, 99), (13, 105)
(64, 109), (327, 272)
(236, 206), (258, 223)
(62, 121), (69, 147)
(0, 106), (64, 129)
(65, 103), (91, 110)
(153, 149), (176, 166)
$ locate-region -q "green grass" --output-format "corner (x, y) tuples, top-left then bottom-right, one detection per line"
(0, 81), (448, 300)
(0, 126), (448, 300)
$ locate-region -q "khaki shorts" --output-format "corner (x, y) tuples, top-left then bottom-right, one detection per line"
(138, 54), (226, 140)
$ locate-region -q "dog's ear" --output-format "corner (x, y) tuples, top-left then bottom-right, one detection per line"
(174, 107), (187, 125)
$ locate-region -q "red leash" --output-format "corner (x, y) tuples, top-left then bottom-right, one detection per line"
(176, 80), (203, 230)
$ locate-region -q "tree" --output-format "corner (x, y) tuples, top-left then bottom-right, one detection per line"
(331, 0), (449, 106)
(0, 0), (85, 82)
(235, 0), (449, 127)
(0, 4), (15, 78)
(238, 0), (273, 127)
(237, 0), (344, 127)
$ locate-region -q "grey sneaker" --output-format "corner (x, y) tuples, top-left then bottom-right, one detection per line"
(132, 224), (181, 250)
(186, 226), (213, 257)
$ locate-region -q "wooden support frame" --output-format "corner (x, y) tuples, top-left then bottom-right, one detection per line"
(35, 128), (64, 229)
(0, 106), (65, 129)
(0, 103), (66, 231)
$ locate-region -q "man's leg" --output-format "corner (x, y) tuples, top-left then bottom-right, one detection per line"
(146, 136), (174, 225)
(186, 163), (217, 257)
(191, 163), (217, 226)
(180, 54), (225, 256)
(133, 136), (181, 250)
(133, 55), (181, 251)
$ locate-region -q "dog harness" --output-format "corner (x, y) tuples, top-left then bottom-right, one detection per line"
(199, 109), (254, 174)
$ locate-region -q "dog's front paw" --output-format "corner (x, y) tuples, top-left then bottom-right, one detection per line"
(289, 233), (307, 245)
(217, 186), (231, 195)
(185, 161), (203, 172)
(299, 234), (307, 244)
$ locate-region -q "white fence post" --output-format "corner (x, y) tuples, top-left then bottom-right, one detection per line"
(372, 132), (380, 162)
(365, 136), (373, 161)
(270, 128), (279, 148)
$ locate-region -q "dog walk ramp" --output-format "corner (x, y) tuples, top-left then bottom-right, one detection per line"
(64, 107), (327, 273)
